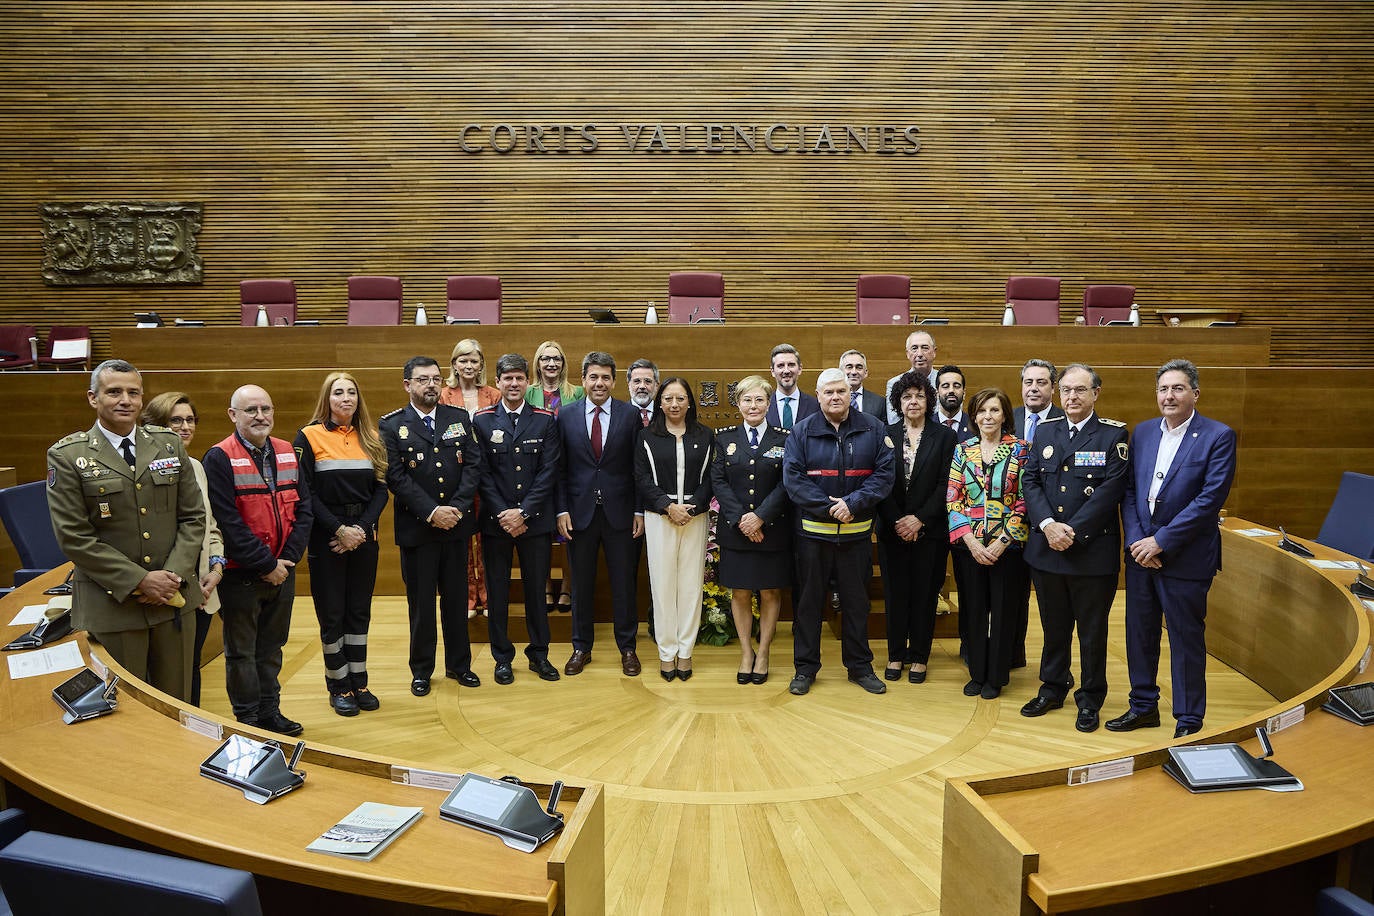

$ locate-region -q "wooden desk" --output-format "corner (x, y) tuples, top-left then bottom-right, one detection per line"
(0, 568), (605, 915)
(941, 521), (1374, 915)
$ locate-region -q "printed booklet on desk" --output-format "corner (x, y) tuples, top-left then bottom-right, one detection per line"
(307, 802), (424, 862)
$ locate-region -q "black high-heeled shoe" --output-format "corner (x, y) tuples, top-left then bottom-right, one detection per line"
(677, 665), (694, 682)
(660, 667), (678, 682)
(737, 671), (751, 685)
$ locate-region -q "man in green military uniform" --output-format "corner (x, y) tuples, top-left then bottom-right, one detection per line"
(46, 358), (205, 700)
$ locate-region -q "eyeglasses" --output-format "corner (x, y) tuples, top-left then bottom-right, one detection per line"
(1157, 384), (1193, 395)
(538, 355), (564, 363)
(407, 375), (443, 386)
(233, 405), (273, 417)
(1059, 386), (1094, 396)
(167, 416), (197, 427)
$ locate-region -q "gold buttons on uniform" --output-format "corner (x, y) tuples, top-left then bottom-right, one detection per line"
(515, 465), (522, 471)
(142, 532), (150, 539)
(1060, 486), (1066, 492)
(136, 483), (142, 490)
(143, 556), (152, 563)
(438, 477), (444, 483)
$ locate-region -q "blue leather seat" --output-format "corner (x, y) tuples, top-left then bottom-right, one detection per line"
(0, 481), (66, 587)
(0, 808), (261, 916)
(1318, 886), (1374, 916)
(1316, 472), (1374, 561)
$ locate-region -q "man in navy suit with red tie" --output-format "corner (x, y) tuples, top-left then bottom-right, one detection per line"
(556, 351), (644, 677)
(1106, 359), (1236, 739)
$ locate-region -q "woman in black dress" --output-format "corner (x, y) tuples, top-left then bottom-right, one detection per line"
(709, 375), (792, 685)
(877, 371), (957, 684)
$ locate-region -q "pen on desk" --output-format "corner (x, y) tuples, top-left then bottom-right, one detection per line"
(546, 780), (564, 815)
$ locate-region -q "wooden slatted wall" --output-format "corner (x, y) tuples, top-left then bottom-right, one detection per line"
(0, 2), (1371, 366)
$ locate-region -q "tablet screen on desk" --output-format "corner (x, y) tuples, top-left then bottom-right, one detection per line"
(446, 774), (521, 823)
(1331, 683), (1374, 718)
(1171, 745), (1251, 783)
(203, 734), (274, 782)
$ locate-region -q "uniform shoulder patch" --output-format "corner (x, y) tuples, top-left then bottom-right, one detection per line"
(1039, 416), (1065, 424)
(717, 424), (739, 434)
(380, 407), (403, 420)
(1099, 417), (1126, 427)
(52, 431), (87, 448)
(531, 407), (554, 417)
(475, 405), (498, 415)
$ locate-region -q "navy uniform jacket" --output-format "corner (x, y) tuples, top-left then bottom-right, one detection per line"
(555, 397), (640, 530)
(379, 403), (482, 547)
(473, 403), (560, 537)
(782, 409), (895, 542)
(1123, 412), (1236, 581)
(46, 424), (206, 633)
(710, 424), (792, 554)
(1023, 414), (1129, 577)
(766, 390), (820, 428)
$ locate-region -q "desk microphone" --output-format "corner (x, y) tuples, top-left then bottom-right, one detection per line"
(689, 304), (699, 323)
(546, 780), (564, 816)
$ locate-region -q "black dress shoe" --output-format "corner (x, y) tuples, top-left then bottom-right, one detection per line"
(980, 683), (1001, 699)
(661, 667), (678, 682)
(848, 671), (887, 695)
(260, 712), (304, 737)
(446, 670), (481, 688)
(330, 693), (360, 717)
(908, 667), (927, 684)
(528, 658), (560, 681)
(751, 671), (769, 685)
(353, 687), (380, 711)
(737, 671), (752, 685)
(1174, 723), (1201, 738)
(494, 663), (514, 685)
(788, 674), (814, 696)
(410, 678), (430, 697)
(1105, 708), (1161, 732)
(963, 680), (982, 697)
(883, 664), (903, 682)
(1020, 695), (1064, 718)
(1076, 708), (1100, 733)
(677, 666), (693, 682)
(564, 649), (591, 676)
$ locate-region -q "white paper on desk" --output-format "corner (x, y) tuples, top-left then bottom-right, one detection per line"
(9, 604), (48, 626)
(6, 642), (84, 679)
(1234, 527), (1275, 537)
(1310, 559), (1362, 570)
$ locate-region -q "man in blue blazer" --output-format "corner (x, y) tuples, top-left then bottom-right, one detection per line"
(1013, 358), (1066, 440)
(1106, 359), (1236, 739)
(765, 343), (820, 428)
(555, 351), (644, 677)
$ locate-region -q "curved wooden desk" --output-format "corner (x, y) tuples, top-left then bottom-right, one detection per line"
(941, 519), (1374, 915)
(0, 567), (604, 916)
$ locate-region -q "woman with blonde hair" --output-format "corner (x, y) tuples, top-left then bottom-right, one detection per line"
(293, 372), (389, 717)
(141, 391), (224, 707)
(524, 339), (583, 611)
(439, 338), (500, 616)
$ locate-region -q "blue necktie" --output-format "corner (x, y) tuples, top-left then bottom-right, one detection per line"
(749, 427), (759, 448)
(423, 416), (434, 435)
(782, 397), (794, 429)
(1027, 413), (1039, 443)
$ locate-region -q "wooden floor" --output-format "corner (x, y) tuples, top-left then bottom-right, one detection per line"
(201, 597), (1274, 915)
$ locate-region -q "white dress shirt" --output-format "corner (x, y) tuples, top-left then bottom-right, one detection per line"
(1147, 411), (1195, 513)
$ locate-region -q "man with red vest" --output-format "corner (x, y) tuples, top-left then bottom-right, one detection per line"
(204, 384), (313, 735)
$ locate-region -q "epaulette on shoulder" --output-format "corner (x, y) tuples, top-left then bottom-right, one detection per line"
(475, 405), (498, 415)
(717, 424), (739, 433)
(52, 431), (88, 448)
(380, 407), (403, 420)
(143, 423), (176, 436)
(1099, 417), (1126, 427)
(772, 426), (790, 434)
(530, 406), (554, 416)
(1039, 416), (1065, 424)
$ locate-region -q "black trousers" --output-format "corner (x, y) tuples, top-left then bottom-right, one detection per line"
(1030, 568), (1117, 711)
(882, 535), (949, 665)
(568, 505), (638, 654)
(792, 536), (874, 677)
(218, 568), (295, 723)
(954, 549), (1028, 690)
(308, 537), (380, 694)
(483, 530), (553, 664)
(399, 537), (471, 678)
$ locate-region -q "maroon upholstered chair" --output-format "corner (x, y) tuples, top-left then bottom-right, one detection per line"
(37, 326), (92, 370)
(445, 275), (502, 324)
(1005, 276), (1061, 325)
(856, 274), (911, 324)
(347, 275), (403, 325)
(239, 279), (298, 326)
(667, 272), (724, 323)
(0, 325), (38, 371)
(1083, 284), (1137, 325)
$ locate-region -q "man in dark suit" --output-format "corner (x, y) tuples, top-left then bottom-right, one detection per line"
(765, 343), (820, 428)
(932, 365), (974, 440)
(840, 348), (887, 420)
(1020, 363), (1129, 733)
(556, 351), (644, 677)
(473, 353), (562, 685)
(1107, 359), (1237, 739)
(379, 356), (483, 697)
(1014, 358), (1066, 440)
(46, 359), (205, 701)
(885, 330), (939, 423)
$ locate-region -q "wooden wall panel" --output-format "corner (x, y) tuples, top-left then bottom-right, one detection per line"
(0, 3), (1371, 366)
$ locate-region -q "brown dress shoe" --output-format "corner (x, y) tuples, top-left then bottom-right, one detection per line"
(621, 650), (641, 677)
(564, 649), (592, 676)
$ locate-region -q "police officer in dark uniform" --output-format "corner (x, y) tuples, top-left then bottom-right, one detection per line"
(379, 356), (483, 697)
(46, 359), (205, 700)
(1019, 363), (1129, 732)
(472, 353), (562, 685)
